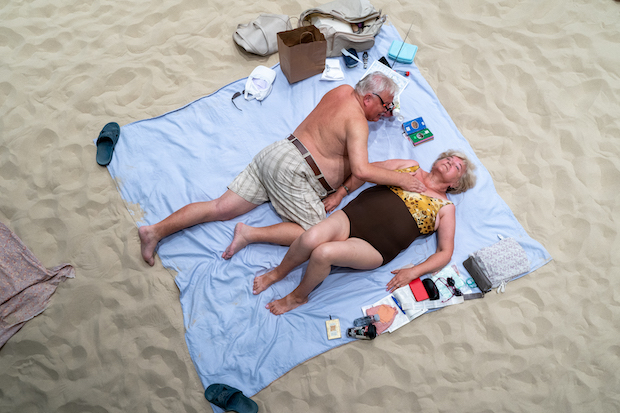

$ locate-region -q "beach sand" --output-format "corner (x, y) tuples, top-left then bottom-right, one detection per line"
(1, 0), (619, 411)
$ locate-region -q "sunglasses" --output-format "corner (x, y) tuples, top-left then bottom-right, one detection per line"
(232, 91), (244, 111)
(440, 276), (463, 302)
(372, 92), (395, 112)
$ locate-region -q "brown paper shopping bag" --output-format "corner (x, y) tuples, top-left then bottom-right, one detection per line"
(277, 25), (326, 84)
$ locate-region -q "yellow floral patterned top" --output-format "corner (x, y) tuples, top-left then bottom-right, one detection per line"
(388, 166), (453, 234)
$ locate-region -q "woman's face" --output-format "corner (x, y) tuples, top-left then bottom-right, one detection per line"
(435, 156), (465, 185)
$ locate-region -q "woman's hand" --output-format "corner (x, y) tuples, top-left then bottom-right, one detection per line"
(386, 267), (418, 293)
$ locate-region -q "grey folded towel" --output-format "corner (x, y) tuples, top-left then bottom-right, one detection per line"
(233, 14), (291, 56)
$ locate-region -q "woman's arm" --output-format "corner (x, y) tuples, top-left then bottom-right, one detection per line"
(386, 204), (456, 292)
(373, 159), (419, 171)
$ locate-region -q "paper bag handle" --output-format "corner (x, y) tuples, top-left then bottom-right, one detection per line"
(300, 31), (315, 44)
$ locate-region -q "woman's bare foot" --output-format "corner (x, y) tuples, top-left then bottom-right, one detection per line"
(138, 225), (159, 266)
(222, 223), (250, 260)
(253, 269), (286, 295)
(266, 294), (308, 315)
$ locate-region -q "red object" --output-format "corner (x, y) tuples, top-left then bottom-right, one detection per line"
(409, 278), (429, 301)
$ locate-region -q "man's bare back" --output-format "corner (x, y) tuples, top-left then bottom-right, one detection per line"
(293, 80), (421, 194)
(292, 85), (366, 189)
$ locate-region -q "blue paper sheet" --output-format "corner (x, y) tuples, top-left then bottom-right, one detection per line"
(107, 25), (551, 405)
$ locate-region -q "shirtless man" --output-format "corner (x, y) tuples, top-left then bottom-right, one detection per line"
(139, 72), (424, 266)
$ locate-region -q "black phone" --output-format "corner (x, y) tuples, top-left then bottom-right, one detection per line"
(378, 56), (392, 68)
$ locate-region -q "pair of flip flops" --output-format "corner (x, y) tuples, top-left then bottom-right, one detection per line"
(96, 122), (120, 166)
(205, 383), (258, 413)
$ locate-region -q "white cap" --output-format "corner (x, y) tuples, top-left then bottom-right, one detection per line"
(244, 65), (277, 101)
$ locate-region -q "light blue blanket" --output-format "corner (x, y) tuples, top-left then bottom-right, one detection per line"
(107, 25), (551, 405)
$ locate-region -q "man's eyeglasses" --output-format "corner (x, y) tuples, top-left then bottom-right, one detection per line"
(372, 93), (395, 112)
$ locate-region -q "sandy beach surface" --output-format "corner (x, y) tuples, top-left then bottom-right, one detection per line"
(1, 0), (619, 412)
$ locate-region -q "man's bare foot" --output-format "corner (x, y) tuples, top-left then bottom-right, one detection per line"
(253, 269), (286, 295)
(222, 223), (250, 260)
(266, 294), (308, 315)
(138, 225), (159, 266)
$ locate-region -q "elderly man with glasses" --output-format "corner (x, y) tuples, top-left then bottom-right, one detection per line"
(139, 72), (425, 266)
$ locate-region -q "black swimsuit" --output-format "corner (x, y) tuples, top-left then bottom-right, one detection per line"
(342, 185), (421, 265)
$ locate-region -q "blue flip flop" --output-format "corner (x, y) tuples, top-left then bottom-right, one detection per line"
(96, 122), (120, 166)
(204, 383), (258, 413)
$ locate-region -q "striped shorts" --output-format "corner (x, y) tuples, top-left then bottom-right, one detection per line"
(228, 139), (328, 230)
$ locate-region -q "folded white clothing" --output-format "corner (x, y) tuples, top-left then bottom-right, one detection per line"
(321, 58), (345, 81)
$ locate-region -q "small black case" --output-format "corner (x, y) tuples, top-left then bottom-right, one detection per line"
(422, 278), (440, 300)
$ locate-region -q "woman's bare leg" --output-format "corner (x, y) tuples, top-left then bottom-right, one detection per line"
(253, 211), (350, 294)
(266, 237), (384, 315)
(222, 222), (305, 259)
(139, 190), (258, 266)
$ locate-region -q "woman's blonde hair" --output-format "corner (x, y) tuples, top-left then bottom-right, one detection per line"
(433, 150), (477, 194)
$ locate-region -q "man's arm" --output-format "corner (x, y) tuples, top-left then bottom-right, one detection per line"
(346, 123), (425, 192)
(322, 159), (421, 212)
(349, 158), (419, 191)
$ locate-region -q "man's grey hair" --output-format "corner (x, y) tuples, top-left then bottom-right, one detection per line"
(355, 72), (399, 98)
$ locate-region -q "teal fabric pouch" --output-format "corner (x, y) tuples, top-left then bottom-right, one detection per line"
(388, 40), (418, 64)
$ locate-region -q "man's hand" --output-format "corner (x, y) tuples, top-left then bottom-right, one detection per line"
(322, 191), (345, 213)
(399, 172), (426, 193)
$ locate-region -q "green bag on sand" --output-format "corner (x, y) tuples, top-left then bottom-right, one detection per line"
(205, 383), (258, 413)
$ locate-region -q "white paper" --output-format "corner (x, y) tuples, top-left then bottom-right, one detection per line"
(361, 287), (427, 333)
(361, 60), (409, 97)
(360, 264), (473, 333)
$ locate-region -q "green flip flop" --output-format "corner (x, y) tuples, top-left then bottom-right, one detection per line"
(96, 122), (120, 166)
(204, 383), (258, 413)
